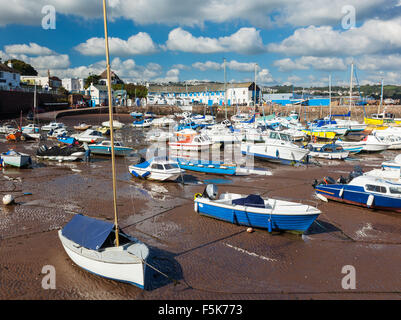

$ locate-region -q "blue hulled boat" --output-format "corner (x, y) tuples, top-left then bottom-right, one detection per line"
(174, 158), (237, 175)
(313, 169), (401, 213)
(194, 185), (321, 233)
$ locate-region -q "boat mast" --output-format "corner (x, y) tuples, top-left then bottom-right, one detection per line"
(349, 62), (353, 121)
(329, 74), (332, 118)
(254, 63), (257, 115)
(379, 78), (384, 114)
(102, 0), (119, 247)
(224, 58), (227, 119)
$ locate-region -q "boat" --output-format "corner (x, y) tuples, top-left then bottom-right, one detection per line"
(0, 124), (15, 134)
(375, 134), (401, 150)
(59, 0), (149, 290)
(336, 135), (389, 153)
(132, 119), (152, 128)
(302, 129), (337, 140)
(241, 131), (310, 164)
(381, 155), (401, 170)
(128, 157), (184, 181)
(307, 119), (349, 136)
(36, 145), (85, 161)
(1, 149), (31, 168)
(6, 130), (24, 142)
(130, 112), (143, 119)
(88, 140), (133, 156)
(58, 214), (149, 288)
(101, 120), (124, 129)
(72, 129), (106, 143)
(74, 123), (91, 131)
(42, 121), (66, 131)
(169, 130), (213, 151)
(57, 135), (78, 145)
(47, 128), (69, 139)
(146, 130), (174, 143)
(306, 143), (349, 160)
(173, 158), (272, 176)
(151, 117), (176, 128)
(313, 169), (401, 213)
(194, 185), (321, 233)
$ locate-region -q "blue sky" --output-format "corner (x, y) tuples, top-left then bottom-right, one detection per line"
(1, 0), (401, 87)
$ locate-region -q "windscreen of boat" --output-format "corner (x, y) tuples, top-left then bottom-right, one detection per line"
(365, 184), (387, 193)
(232, 194), (265, 208)
(389, 186), (401, 194)
(164, 163), (179, 170)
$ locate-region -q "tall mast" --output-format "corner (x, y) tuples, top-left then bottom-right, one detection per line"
(379, 78), (384, 114)
(329, 74), (332, 118)
(224, 58), (227, 119)
(102, 0), (119, 247)
(254, 63), (257, 115)
(349, 62), (354, 121)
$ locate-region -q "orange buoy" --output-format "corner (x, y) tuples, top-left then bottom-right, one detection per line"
(246, 227), (254, 233)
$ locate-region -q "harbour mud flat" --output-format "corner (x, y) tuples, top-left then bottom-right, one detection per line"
(0, 114), (400, 300)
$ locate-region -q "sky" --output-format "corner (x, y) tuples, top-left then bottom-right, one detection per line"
(1, 0), (401, 87)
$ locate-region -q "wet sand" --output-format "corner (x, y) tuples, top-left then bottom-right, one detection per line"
(0, 114), (400, 300)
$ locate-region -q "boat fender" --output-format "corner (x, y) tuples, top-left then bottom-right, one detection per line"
(194, 193), (203, 200)
(367, 194), (374, 207)
(268, 218), (272, 233)
(316, 193), (328, 202)
(339, 188), (344, 198)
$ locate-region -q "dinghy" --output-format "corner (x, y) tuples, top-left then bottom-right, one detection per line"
(1, 149), (31, 168)
(101, 120), (124, 129)
(72, 129), (105, 143)
(88, 140), (133, 156)
(194, 185), (321, 233)
(74, 123), (91, 131)
(306, 143), (349, 160)
(42, 121), (66, 131)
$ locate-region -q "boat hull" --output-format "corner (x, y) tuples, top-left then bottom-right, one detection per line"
(58, 231), (146, 289)
(129, 166), (182, 181)
(194, 200), (319, 232)
(1, 154), (31, 167)
(315, 184), (401, 213)
(89, 146), (133, 156)
(241, 144), (309, 164)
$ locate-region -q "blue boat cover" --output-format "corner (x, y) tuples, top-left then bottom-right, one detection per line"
(232, 194), (265, 208)
(61, 214), (115, 250)
(134, 158), (152, 169)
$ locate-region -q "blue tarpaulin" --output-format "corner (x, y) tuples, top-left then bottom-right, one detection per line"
(62, 214), (115, 250)
(232, 194), (265, 208)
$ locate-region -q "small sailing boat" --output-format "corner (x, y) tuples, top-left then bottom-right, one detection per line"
(59, 0), (149, 289)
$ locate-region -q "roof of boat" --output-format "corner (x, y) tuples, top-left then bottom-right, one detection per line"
(349, 175), (401, 187)
(61, 214), (115, 251)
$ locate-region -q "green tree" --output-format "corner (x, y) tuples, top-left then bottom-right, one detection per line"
(84, 74), (101, 89)
(5, 59), (38, 76)
(57, 86), (69, 96)
(112, 83), (148, 99)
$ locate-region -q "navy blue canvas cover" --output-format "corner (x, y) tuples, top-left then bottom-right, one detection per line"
(232, 194), (265, 208)
(62, 214), (115, 250)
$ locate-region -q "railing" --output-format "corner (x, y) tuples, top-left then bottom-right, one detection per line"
(0, 86), (59, 95)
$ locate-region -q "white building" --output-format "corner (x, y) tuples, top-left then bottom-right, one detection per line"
(147, 82), (260, 106)
(86, 83), (114, 106)
(0, 62), (21, 90)
(20, 75), (62, 90)
(62, 78), (85, 93)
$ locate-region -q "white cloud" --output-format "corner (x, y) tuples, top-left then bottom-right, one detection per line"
(192, 61), (222, 71)
(75, 32), (158, 56)
(153, 68), (180, 83)
(356, 54), (401, 71)
(274, 56), (346, 72)
(0, 0), (399, 30)
(165, 27), (266, 54)
(268, 17), (401, 57)
(4, 43), (54, 56)
(257, 68), (274, 84)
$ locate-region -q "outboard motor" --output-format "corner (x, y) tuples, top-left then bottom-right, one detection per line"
(203, 184), (218, 200)
(323, 176), (336, 185)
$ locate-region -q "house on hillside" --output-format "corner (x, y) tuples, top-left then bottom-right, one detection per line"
(99, 70), (124, 86)
(86, 83), (114, 106)
(0, 62), (21, 90)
